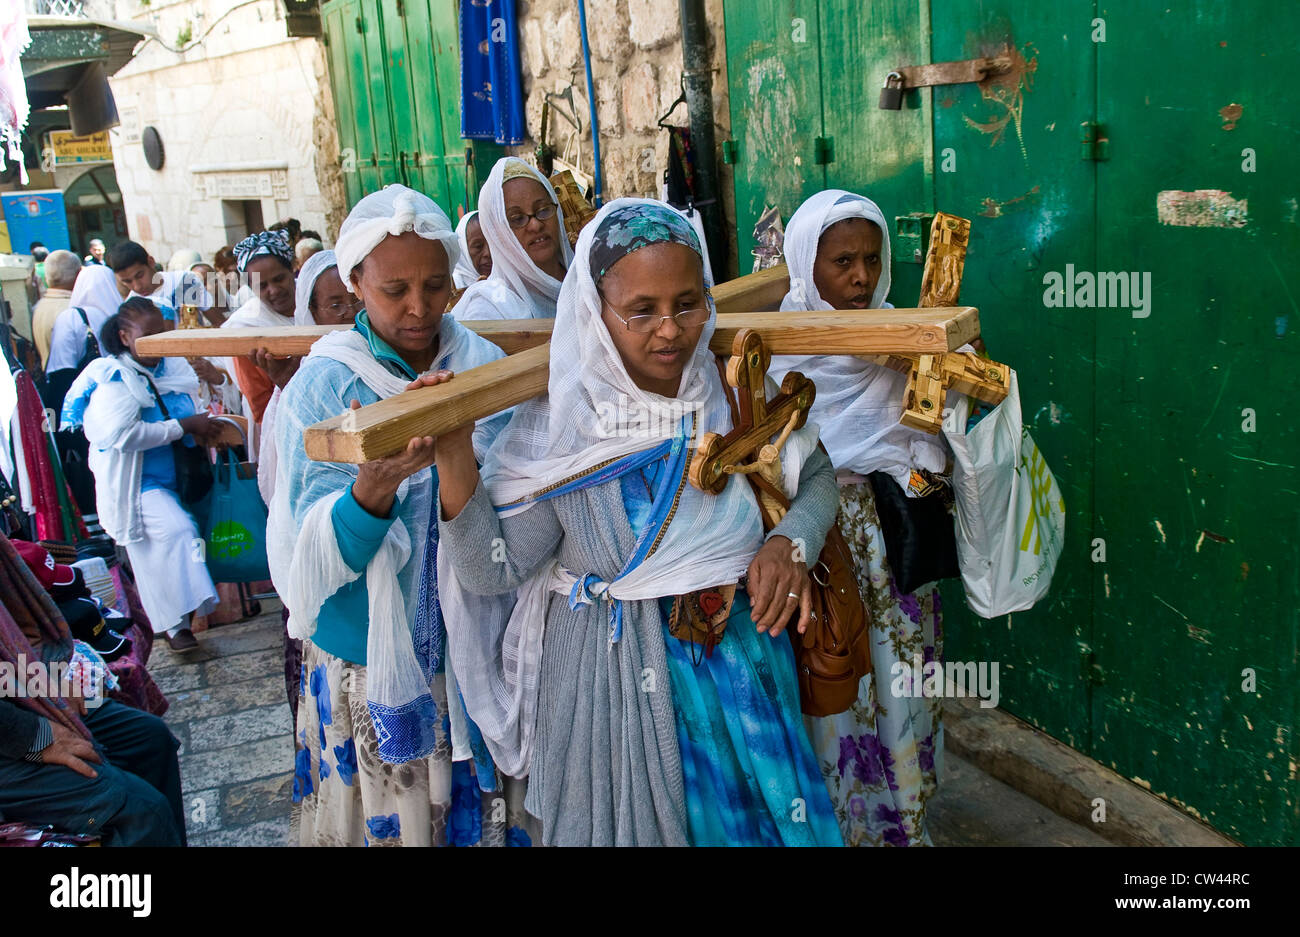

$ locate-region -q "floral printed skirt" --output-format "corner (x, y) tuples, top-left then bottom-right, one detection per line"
(293, 639), (539, 847)
(804, 481), (944, 846)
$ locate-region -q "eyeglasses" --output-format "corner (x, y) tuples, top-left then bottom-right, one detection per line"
(320, 299), (363, 316)
(605, 303), (711, 333)
(506, 204), (557, 229)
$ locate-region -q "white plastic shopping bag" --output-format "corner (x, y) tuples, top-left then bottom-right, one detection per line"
(942, 370), (1065, 618)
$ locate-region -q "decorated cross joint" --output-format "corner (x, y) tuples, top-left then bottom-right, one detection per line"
(868, 210), (1010, 433)
(689, 329), (815, 513)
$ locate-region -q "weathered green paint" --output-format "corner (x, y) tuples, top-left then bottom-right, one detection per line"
(819, 0), (931, 302)
(722, 0), (826, 273)
(21, 28), (110, 71)
(320, 0), (504, 214)
(1087, 0), (1298, 844)
(723, 0), (1298, 844)
(928, 0), (1099, 770)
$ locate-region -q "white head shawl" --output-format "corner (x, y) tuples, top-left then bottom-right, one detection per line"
(439, 197), (820, 776)
(455, 157), (573, 319)
(452, 211), (483, 289)
(769, 189), (948, 492)
(68, 264), (125, 319)
(334, 184), (460, 292)
(256, 249), (340, 504)
(292, 249), (339, 326)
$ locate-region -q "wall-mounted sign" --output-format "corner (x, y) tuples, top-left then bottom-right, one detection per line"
(49, 130), (114, 165)
(196, 169), (290, 201)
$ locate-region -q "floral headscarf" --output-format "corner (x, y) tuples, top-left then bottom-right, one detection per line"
(588, 203), (702, 285)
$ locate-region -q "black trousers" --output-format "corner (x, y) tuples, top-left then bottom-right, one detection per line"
(0, 700), (185, 846)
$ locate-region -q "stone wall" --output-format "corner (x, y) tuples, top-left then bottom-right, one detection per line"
(105, 0), (345, 263)
(515, 0), (737, 273)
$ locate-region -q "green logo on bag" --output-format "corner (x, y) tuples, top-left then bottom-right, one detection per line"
(208, 521), (254, 560)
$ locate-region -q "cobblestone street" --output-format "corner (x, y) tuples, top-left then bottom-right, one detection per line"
(151, 606), (295, 847)
(147, 602), (1109, 847)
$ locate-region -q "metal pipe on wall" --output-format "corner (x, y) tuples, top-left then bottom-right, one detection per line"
(679, 0), (728, 280)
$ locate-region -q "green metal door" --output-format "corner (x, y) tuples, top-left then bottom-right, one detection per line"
(723, 0), (1298, 843)
(819, 0), (932, 302)
(378, 0), (423, 191)
(320, 0), (504, 215)
(928, 0), (1099, 758)
(1089, 0), (1299, 843)
(722, 0), (827, 273)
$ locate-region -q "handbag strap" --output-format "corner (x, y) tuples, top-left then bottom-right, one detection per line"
(73, 308), (101, 359)
(140, 372), (177, 424)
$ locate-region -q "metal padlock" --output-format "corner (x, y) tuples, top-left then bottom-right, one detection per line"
(878, 71), (904, 110)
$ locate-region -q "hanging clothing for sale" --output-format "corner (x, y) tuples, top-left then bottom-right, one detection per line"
(663, 126), (697, 209)
(459, 0), (526, 145)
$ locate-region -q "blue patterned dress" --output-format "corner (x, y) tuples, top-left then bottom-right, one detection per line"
(622, 461), (842, 847)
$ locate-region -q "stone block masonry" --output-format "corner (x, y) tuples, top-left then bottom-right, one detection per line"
(513, 0), (737, 271)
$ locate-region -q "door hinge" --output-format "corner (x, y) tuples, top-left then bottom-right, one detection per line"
(814, 136), (834, 165)
(1079, 643), (1106, 686)
(1080, 121), (1110, 160)
(721, 140), (738, 165)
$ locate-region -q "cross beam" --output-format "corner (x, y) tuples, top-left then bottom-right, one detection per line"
(301, 306), (981, 463)
(133, 262), (793, 359)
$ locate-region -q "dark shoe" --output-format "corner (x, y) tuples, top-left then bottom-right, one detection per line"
(165, 628), (200, 653)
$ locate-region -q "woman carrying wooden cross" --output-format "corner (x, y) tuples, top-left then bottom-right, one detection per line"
(266, 184), (536, 847)
(770, 190), (954, 846)
(434, 200), (844, 845)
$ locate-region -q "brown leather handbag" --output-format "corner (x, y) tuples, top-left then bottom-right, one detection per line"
(712, 356), (872, 716)
(745, 470), (872, 717)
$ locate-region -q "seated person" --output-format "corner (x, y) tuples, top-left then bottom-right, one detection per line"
(0, 534), (185, 846)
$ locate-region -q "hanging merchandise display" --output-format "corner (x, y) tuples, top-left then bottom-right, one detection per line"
(459, 0), (526, 145)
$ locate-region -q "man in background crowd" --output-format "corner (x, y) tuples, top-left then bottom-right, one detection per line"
(83, 238), (106, 266)
(30, 250), (81, 368)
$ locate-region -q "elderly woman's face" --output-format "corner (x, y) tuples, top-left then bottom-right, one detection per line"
(812, 218), (883, 309)
(310, 267), (360, 325)
(465, 216), (492, 277)
(503, 178), (563, 273)
(598, 241), (707, 398)
(350, 232), (451, 370)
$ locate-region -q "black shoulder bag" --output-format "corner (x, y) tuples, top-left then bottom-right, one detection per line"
(143, 375), (214, 506)
(41, 308), (100, 416)
(867, 470), (960, 595)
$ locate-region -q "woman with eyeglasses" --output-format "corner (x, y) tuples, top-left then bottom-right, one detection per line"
(455, 157), (574, 321)
(434, 200), (844, 845)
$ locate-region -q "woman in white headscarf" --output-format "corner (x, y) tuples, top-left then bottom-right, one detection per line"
(769, 189), (952, 847)
(451, 210), (491, 289)
(44, 264), (123, 378)
(267, 184), (532, 846)
(256, 250), (359, 725)
(454, 157), (573, 320)
(435, 199), (843, 846)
